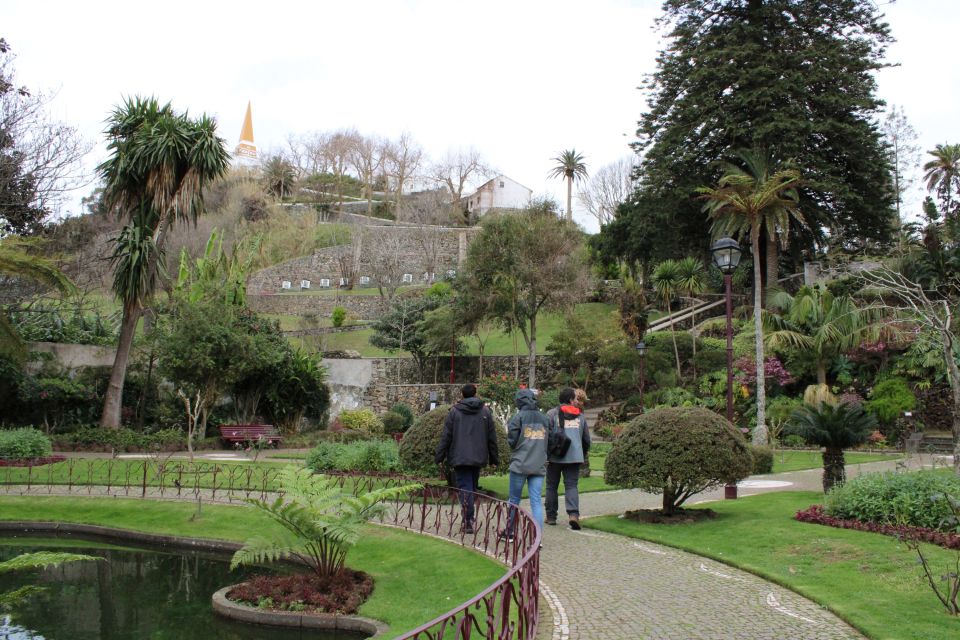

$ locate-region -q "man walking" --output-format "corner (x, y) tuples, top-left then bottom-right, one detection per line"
(435, 383), (499, 534)
(545, 387), (591, 530)
(500, 388), (551, 540)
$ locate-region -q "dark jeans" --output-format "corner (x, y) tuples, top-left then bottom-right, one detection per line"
(453, 465), (481, 524)
(546, 462), (581, 520)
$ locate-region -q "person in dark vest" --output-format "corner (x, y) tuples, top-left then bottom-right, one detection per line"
(435, 383), (499, 534)
(545, 387), (591, 529)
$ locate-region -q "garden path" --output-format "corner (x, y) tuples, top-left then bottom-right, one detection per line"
(535, 456), (932, 640)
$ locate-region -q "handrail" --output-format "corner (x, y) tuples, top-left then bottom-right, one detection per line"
(0, 458), (542, 639)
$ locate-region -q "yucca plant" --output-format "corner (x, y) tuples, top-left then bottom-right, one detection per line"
(231, 467), (421, 579)
(789, 403), (876, 493)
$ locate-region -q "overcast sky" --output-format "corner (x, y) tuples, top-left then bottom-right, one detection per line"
(3, 0), (958, 231)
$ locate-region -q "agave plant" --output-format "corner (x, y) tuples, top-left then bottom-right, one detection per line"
(789, 402), (876, 493)
(231, 467), (421, 578)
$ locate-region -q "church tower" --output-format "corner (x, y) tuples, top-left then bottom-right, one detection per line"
(234, 101), (257, 164)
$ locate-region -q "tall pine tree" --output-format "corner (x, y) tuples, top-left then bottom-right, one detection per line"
(599, 0), (895, 279)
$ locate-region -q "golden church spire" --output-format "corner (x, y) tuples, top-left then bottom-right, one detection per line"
(235, 101), (257, 160)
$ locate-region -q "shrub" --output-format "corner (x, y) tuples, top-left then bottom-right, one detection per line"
(331, 307), (347, 328)
(334, 409), (383, 436)
(0, 428), (52, 460)
(748, 445), (774, 474)
(647, 386), (701, 409)
(399, 405), (509, 477)
(782, 434), (806, 448)
(305, 440), (399, 473)
(865, 377), (916, 424)
(604, 407), (753, 514)
(389, 403), (415, 431)
(825, 471), (960, 532)
(50, 426), (183, 452)
(381, 411), (407, 435)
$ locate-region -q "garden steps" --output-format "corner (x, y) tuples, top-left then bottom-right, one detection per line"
(920, 433), (955, 454)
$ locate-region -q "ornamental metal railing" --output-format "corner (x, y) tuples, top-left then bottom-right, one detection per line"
(0, 458), (542, 640)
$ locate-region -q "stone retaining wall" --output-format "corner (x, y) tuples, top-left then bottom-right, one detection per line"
(248, 292), (389, 319)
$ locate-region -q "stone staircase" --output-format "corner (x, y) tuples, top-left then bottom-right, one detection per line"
(920, 433), (955, 454)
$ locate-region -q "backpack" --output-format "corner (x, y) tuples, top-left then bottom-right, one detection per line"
(548, 407), (572, 457)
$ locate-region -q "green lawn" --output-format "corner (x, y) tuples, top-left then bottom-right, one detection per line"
(766, 450), (900, 473)
(584, 491), (960, 640)
(0, 496), (503, 636)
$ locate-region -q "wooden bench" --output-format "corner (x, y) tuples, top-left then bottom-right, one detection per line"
(218, 424), (282, 448)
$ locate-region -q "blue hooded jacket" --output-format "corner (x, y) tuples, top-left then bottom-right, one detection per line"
(506, 389), (550, 475)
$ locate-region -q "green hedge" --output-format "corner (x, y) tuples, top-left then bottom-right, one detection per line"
(50, 426), (184, 452)
(0, 428), (52, 460)
(825, 470), (960, 532)
(749, 445), (774, 474)
(304, 440), (400, 473)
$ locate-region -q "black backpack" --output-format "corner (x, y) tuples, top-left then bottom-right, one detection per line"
(548, 407), (572, 457)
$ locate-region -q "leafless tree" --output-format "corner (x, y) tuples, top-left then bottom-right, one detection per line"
(881, 105), (922, 225)
(384, 132), (422, 215)
(364, 228), (407, 301)
(348, 133), (386, 215)
(429, 147), (492, 223)
(859, 267), (960, 475)
(576, 156), (635, 227)
(333, 223), (360, 291)
(398, 189), (450, 277)
(323, 128), (358, 212)
(287, 131), (331, 177)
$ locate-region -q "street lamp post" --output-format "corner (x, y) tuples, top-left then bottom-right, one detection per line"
(635, 340), (647, 414)
(711, 237), (742, 500)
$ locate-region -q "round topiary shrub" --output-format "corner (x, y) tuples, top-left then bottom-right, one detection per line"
(0, 428), (53, 461)
(334, 409), (383, 436)
(381, 411), (407, 435)
(389, 403), (415, 431)
(749, 444), (774, 474)
(399, 405), (510, 478)
(605, 407), (753, 514)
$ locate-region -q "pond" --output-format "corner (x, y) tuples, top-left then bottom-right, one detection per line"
(0, 535), (370, 640)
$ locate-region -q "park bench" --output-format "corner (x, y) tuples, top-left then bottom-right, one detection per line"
(217, 424), (282, 448)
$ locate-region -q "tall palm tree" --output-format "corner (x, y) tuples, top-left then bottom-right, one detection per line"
(923, 143), (960, 216)
(790, 402), (875, 493)
(651, 259), (683, 380)
(548, 149), (588, 222)
(764, 285), (890, 386)
(675, 257), (706, 378)
(98, 97), (230, 429)
(0, 236), (75, 359)
(699, 149), (805, 444)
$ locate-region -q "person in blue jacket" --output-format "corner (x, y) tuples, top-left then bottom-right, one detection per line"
(500, 388), (550, 541)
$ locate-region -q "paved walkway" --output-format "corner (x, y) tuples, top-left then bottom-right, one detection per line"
(535, 456), (933, 640)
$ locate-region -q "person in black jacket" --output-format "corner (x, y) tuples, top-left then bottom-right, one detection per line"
(435, 383), (499, 534)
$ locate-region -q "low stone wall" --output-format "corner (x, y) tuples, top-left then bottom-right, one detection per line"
(248, 293), (388, 319)
(26, 342), (116, 372)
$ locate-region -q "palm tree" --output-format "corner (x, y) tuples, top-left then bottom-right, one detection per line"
(651, 259), (683, 380)
(764, 285), (890, 386)
(98, 97), (230, 429)
(675, 257), (706, 378)
(789, 402), (875, 493)
(0, 236), (76, 359)
(262, 155), (297, 199)
(923, 143), (960, 215)
(548, 149), (588, 222)
(699, 149), (805, 444)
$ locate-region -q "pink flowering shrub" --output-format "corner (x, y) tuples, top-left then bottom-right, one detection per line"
(734, 356), (795, 387)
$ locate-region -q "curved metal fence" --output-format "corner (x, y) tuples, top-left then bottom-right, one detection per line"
(0, 458), (542, 639)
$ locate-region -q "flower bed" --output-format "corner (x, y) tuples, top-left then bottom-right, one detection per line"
(227, 570), (374, 614)
(0, 455), (66, 467)
(795, 504), (960, 550)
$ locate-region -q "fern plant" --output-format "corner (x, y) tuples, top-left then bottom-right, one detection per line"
(0, 551), (98, 610)
(231, 467), (421, 578)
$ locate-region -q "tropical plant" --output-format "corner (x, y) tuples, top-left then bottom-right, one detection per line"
(548, 149), (588, 221)
(98, 96), (230, 429)
(923, 143), (960, 216)
(700, 149), (806, 444)
(676, 257), (706, 377)
(231, 467), (420, 579)
(651, 259), (683, 379)
(764, 285), (889, 386)
(262, 155), (298, 199)
(788, 402), (876, 493)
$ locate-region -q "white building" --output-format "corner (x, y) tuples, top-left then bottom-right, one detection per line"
(461, 175), (532, 217)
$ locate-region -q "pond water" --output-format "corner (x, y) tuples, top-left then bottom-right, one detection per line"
(0, 535), (370, 640)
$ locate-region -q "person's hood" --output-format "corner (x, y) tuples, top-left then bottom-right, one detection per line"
(559, 404), (581, 416)
(455, 397), (485, 414)
(514, 388), (539, 410)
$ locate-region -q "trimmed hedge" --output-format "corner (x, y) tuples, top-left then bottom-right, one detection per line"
(604, 407), (753, 513)
(399, 405), (510, 477)
(334, 409), (384, 436)
(749, 445), (774, 474)
(50, 426), (184, 452)
(0, 428), (52, 460)
(825, 470), (960, 532)
(304, 440), (399, 473)
(382, 411), (407, 435)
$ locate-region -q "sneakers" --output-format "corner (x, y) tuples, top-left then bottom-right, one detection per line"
(569, 515), (581, 531)
(463, 522), (474, 535)
(545, 517), (557, 526)
(498, 529), (515, 542)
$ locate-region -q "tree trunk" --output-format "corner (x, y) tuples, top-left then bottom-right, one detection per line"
(100, 302), (142, 429)
(816, 360), (827, 386)
(942, 334), (960, 475)
(662, 486), (675, 515)
(566, 176), (573, 222)
(527, 313), (537, 388)
(751, 226), (768, 445)
(765, 230), (779, 306)
(822, 447), (846, 493)
(666, 298), (682, 381)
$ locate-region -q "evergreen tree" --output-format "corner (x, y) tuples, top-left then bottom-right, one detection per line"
(598, 0), (895, 273)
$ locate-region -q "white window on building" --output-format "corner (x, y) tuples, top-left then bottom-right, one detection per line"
(281, 280), (292, 290)
(319, 278), (331, 288)
(339, 277), (349, 287)
(402, 273), (413, 284)
(359, 275), (371, 286)
(446, 269), (456, 279)
(300, 280), (311, 289)
(499, 181), (505, 188)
